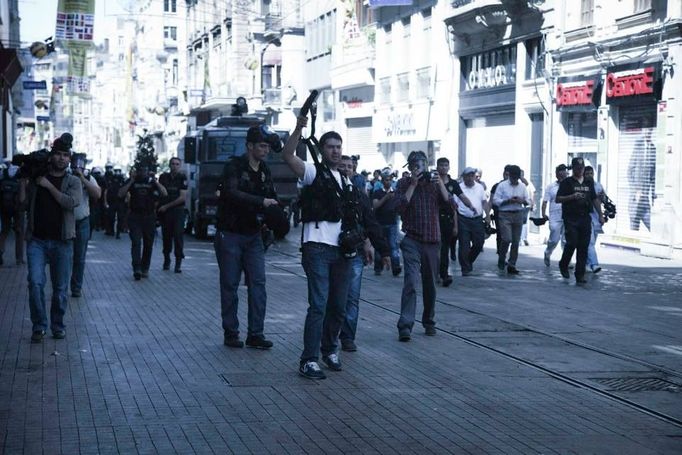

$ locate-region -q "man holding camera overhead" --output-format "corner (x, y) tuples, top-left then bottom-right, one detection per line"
(69, 153), (101, 298)
(118, 164), (167, 280)
(395, 151), (457, 342)
(19, 133), (82, 343)
(214, 125), (283, 350)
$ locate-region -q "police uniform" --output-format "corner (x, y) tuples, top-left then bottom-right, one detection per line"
(124, 177), (160, 278)
(214, 154), (277, 347)
(158, 171), (188, 271)
(104, 171), (125, 237)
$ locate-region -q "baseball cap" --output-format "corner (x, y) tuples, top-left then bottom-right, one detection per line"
(555, 164), (568, 172)
(462, 167), (477, 175)
(571, 157), (585, 168)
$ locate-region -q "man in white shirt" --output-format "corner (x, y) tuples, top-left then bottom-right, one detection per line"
(542, 164), (568, 266)
(457, 167), (490, 276)
(492, 165), (529, 274)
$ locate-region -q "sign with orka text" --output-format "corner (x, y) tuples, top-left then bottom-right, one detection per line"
(555, 75), (601, 112)
(605, 63), (661, 105)
(461, 45), (517, 92)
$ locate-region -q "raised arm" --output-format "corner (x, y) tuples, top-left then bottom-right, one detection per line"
(281, 115), (307, 180)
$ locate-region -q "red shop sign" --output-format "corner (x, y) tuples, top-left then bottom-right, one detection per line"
(556, 80), (596, 107)
(606, 64), (661, 104)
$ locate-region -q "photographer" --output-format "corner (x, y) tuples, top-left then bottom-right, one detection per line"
(214, 126), (281, 350)
(556, 157), (604, 284)
(395, 151), (457, 342)
(19, 134), (82, 342)
(282, 116), (356, 379)
(69, 154), (101, 298)
(0, 162), (25, 266)
(158, 157), (188, 273)
(118, 165), (167, 280)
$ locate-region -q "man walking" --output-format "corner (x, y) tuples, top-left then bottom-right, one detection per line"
(20, 133), (82, 342)
(282, 116), (356, 379)
(371, 169), (401, 277)
(158, 157), (188, 273)
(542, 164), (568, 266)
(70, 155), (101, 298)
(214, 126), (280, 350)
(396, 151), (457, 341)
(556, 157), (604, 284)
(492, 165), (529, 274)
(456, 167), (490, 276)
(118, 165), (167, 280)
(585, 165), (605, 274)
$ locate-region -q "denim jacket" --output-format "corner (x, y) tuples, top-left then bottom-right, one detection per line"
(25, 174), (82, 241)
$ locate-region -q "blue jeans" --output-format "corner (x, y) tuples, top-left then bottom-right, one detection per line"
(374, 223), (401, 273)
(340, 255), (364, 342)
(214, 230), (267, 338)
(301, 242), (352, 363)
(71, 218), (90, 293)
(27, 238), (74, 332)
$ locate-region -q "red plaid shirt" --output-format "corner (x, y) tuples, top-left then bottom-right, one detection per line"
(395, 177), (456, 243)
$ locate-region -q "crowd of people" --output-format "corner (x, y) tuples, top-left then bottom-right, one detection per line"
(0, 122), (610, 379)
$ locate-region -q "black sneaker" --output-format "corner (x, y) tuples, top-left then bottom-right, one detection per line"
(392, 267), (402, 277)
(559, 266), (570, 279)
(398, 330), (411, 342)
(321, 353), (342, 371)
(576, 277), (588, 285)
(425, 326), (437, 336)
(53, 330), (66, 339)
(163, 256), (171, 270)
(441, 275), (453, 287)
(299, 361), (326, 379)
(497, 258), (506, 270)
(134, 271), (142, 281)
(506, 265), (520, 275)
(224, 336), (244, 348)
(245, 335), (273, 349)
(31, 330), (45, 343)
(71, 290), (82, 298)
(341, 339), (357, 352)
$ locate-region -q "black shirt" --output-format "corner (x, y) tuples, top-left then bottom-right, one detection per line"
(105, 174), (124, 203)
(557, 176), (597, 221)
(33, 175), (64, 240)
(440, 176), (462, 218)
(217, 155), (276, 235)
(159, 172), (187, 208)
(126, 178), (160, 216)
(371, 188), (398, 226)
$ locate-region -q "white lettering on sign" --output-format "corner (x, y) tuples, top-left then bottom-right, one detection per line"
(468, 65), (511, 90)
(384, 112), (416, 137)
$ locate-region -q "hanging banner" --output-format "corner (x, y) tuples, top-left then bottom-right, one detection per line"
(55, 0), (96, 96)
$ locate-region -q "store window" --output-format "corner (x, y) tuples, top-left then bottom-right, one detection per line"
(564, 111), (598, 170)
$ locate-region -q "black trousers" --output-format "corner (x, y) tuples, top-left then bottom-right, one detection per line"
(161, 208), (185, 259)
(559, 217), (592, 280)
(106, 202), (126, 235)
(439, 216), (455, 279)
(128, 213), (156, 273)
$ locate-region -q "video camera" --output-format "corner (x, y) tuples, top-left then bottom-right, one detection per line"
(12, 149), (50, 179)
(602, 194), (617, 222)
(70, 153), (87, 170)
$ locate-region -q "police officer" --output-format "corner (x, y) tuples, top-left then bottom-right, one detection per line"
(90, 167), (106, 232)
(0, 162), (25, 266)
(118, 165), (167, 280)
(556, 157), (604, 284)
(214, 125), (280, 350)
(158, 157), (188, 273)
(104, 164), (125, 238)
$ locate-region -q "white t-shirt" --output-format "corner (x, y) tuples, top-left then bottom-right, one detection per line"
(543, 181), (562, 222)
(457, 182), (487, 218)
(302, 162), (343, 246)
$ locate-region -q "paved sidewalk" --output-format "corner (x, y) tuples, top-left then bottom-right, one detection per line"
(1, 228), (682, 454)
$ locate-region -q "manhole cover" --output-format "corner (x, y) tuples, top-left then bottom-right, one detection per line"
(592, 377), (681, 392)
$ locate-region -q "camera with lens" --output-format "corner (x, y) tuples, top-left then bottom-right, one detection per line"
(12, 149), (50, 179)
(70, 153), (87, 171)
(483, 221), (497, 239)
(338, 227), (365, 259)
(602, 194), (617, 222)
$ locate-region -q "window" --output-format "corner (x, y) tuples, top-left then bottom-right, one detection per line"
(164, 26), (177, 41)
(416, 67), (431, 99)
(397, 72), (409, 102)
(355, 0), (373, 28)
(164, 0), (177, 13)
(580, 0), (594, 26)
(379, 77), (391, 104)
(524, 37), (545, 80)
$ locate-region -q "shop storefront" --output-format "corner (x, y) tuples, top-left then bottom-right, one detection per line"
(606, 63), (662, 240)
(458, 44), (518, 179)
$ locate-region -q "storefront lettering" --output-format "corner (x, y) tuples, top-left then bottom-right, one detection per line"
(384, 112), (416, 137)
(468, 65), (509, 90)
(556, 80), (595, 106)
(606, 67), (654, 99)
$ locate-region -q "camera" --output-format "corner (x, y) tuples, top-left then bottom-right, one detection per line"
(602, 194), (617, 222)
(70, 153), (87, 171)
(338, 228), (365, 259)
(422, 169), (439, 182)
(12, 149), (50, 179)
(483, 221), (497, 239)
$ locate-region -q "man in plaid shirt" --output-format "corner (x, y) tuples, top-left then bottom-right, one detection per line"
(395, 151), (458, 341)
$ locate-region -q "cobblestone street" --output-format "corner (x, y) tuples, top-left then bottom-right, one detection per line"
(1, 228), (682, 454)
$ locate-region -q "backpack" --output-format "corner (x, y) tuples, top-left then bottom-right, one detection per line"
(0, 171), (19, 212)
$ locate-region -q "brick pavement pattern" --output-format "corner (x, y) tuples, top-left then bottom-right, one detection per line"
(1, 229), (682, 454)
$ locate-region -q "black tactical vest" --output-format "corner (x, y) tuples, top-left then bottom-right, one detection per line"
(300, 163), (345, 224)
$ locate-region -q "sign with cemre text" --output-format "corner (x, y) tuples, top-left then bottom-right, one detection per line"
(606, 63), (661, 105)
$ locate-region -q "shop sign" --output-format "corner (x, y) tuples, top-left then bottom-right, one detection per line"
(555, 75), (601, 111)
(462, 45), (516, 92)
(384, 112), (416, 138)
(606, 63), (661, 105)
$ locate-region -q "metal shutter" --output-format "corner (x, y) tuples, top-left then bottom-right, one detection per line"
(465, 113), (515, 180)
(345, 117), (375, 158)
(615, 104), (657, 237)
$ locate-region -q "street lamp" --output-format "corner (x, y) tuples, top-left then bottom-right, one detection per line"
(260, 35), (282, 98)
